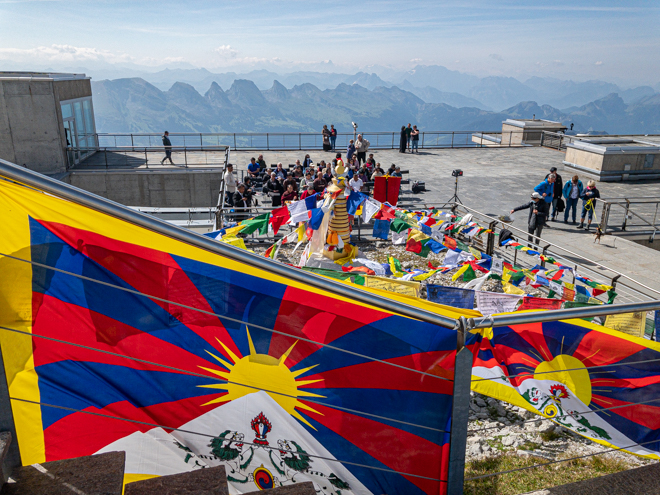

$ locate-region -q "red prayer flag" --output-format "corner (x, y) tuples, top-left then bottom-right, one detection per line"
(269, 205), (291, 235)
(518, 297), (563, 311)
(443, 235), (457, 251)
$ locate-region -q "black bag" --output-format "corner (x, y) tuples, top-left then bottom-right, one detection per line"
(556, 197), (565, 213)
(412, 180), (425, 194)
(499, 228), (514, 246)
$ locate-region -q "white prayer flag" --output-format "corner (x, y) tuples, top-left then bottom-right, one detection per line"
(392, 230), (407, 245)
(476, 291), (523, 316)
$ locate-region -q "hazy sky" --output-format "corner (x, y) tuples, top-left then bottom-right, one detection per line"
(1, 0), (659, 85)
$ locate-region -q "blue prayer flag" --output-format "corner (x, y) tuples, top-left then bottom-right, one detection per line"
(373, 219), (390, 240)
(426, 285), (475, 310)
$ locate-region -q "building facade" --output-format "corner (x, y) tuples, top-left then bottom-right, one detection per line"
(0, 72), (97, 175)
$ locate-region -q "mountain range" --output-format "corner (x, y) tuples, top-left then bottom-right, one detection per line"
(92, 76), (660, 136)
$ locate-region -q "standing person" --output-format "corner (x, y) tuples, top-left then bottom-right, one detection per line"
(233, 184), (249, 221)
(405, 123), (413, 151)
(322, 125), (331, 152)
(330, 125), (337, 150)
(264, 172), (284, 207)
(399, 126), (407, 153)
(545, 167), (563, 221)
(533, 174), (556, 228)
(510, 192), (549, 247)
(223, 163), (237, 206)
(160, 131), (174, 165)
(347, 139), (356, 162)
(355, 134), (370, 166)
(411, 125), (420, 154)
(578, 180), (601, 230)
(562, 175), (583, 224)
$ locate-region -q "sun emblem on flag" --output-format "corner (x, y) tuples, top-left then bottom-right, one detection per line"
(198, 328), (325, 427)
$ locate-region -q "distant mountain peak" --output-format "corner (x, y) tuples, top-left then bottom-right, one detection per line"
(263, 80), (290, 102)
(226, 79), (267, 106)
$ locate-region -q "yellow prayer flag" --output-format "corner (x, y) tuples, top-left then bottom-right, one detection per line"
(452, 264), (470, 282)
(364, 276), (420, 297)
(605, 312), (646, 337)
(503, 283), (526, 295)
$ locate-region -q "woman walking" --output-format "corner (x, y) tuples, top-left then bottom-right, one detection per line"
(399, 126), (407, 153)
(578, 180), (600, 230)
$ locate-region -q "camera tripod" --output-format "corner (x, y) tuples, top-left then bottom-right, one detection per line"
(448, 174), (462, 204)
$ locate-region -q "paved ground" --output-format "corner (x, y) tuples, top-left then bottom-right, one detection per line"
(230, 147), (660, 298)
(76, 145), (660, 298)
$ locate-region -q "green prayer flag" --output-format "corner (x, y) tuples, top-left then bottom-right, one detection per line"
(239, 213), (270, 235)
(390, 219), (411, 233)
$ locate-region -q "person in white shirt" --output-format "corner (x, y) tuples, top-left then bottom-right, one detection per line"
(349, 174), (363, 193)
(224, 164), (237, 205)
(355, 134), (370, 166)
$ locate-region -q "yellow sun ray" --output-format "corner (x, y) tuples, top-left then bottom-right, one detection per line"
(203, 350), (234, 371)
(296, 401), (324, 415)
(216, 337), (241, 364)
(295, 379), (324, 388)
(198, 365), (230, 379)
(201, 394), (231, 407)
(279, 341), (297, 365)
(292, 364), (319, 378)
(296, 389), (326, 398)
(246, 328), (257, 356)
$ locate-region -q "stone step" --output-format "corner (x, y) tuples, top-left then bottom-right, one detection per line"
(0, 432), (11, 483)
(246, 482), (316, 494)
(124, 465), (228, 495)
(0, 451), (125, 495)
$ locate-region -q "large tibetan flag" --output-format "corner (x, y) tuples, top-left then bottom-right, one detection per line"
(0, 173), (473, 495)
(468, 318), (660, 459)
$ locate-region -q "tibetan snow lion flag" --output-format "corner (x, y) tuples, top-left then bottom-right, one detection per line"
(468, 318), (660, 460)
(0, 172), (472, 495)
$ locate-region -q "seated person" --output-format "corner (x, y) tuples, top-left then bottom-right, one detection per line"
(264, 172), (284, 207)
(391, 166), (403, 177)
(232, 184), (250, 221)
(293, 165), (304, 178)
(323, 165), (333, 183)
(349, 173), (363, 193)
(365, 154), (376, 170)
(358, 167), (368, 182)
(247, 157), (260, 177)
(302, 171), (314, 189)
(283, 175), (298, 193)
(371, 165), (385, 180)
(300, 185), (315, 200)
(256, 154), (267, 172)
(303, 154), (313, 168)
(281, 183), (298, 203)
(313, 171), (327, 194)
(347, 166), (356, 180)
(274, 163), (287, 181)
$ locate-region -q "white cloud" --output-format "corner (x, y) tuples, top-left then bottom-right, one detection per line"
(213, 45), (238, 58)
(595, 60), (603, 65)
(489, 53), (504, 62)
(409, 58), (422, 63)
(0, 44), (135, 64)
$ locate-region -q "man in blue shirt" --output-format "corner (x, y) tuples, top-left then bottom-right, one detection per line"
(534, 174), (556, 205)
(247, 157), (260, 177)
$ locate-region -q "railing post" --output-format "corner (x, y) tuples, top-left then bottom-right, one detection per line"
(234, 133), (237, 150)
(600, 202), (611, 233)
(104, 148), (108, 169)
(267, 133), (269, 150)
(451, 132), (454, 148)
(447, 316), (472, 495)
(421, 132), (425, 149)
(299, 133), (302, 151)
(184, 147), (188, 168)
(486, 220), (497, 256)
(622, 199), (630, 231)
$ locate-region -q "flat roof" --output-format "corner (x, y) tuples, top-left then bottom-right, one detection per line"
(0, 71), (89, 81)
(503, 118), (567, 129)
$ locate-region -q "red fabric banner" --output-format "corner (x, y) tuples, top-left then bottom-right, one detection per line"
(518, 297), (563, 311)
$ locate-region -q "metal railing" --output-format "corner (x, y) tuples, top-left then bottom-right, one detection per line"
(599, 197), (660, 241)
(67, 145), (230, 170)
(92, 130), (529, 151)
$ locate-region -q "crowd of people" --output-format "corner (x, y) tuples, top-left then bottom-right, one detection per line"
(223, 151), (404, 216)
(511, 166), (601, 246)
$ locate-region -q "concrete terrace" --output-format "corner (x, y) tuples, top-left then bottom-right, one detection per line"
(71, 145), (660, 295)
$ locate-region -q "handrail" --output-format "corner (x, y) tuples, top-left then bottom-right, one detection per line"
(0, 157), (457, 330)
(455, 203), (660, 299)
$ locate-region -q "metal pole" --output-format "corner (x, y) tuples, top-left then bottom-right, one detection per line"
(0, 350), (21, 479)
(0, 157), (457, 329)
(447, 317), (472, 495)
(622, 199), (630, 231)
(451, 132), (454, 148)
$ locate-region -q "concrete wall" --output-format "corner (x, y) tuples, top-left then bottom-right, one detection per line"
(53, 79), (92, 101)
(64, 169), (223, 207)
(501, 124), (523, 146)
(602, 151), (660, 172)
(0, 79), (66, 174)
(565, 147), (605, 172)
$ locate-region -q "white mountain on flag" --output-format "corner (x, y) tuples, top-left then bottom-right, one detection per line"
(97, 391), (370, 494)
